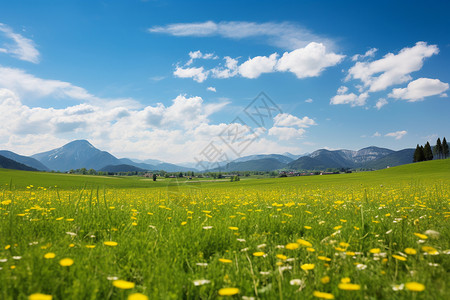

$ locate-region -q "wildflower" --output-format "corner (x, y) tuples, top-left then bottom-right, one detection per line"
(421, 246), (438, 255)
(369, 248), (381, 254)
(228, 226), (238, 231)
(128, 293), (148, 300)
(181, 221), (187, 226)
(392, 284), (404, 291)
(313, 291), (334, 299)
(85, 245), (96, 249)
(405, 282), (425, 292)
(107, 276), (118, 280)
(414, 233), (428, 239)
(321, 276), (330, 284)
(203, 226), (213, 230)
(304, 226), (312, 229)
(59, 258), (74, 267)
(196, 263), (208, 267)
(253, 252), (265, 257)
(218, 287), (239, 296)
(285, 243), (299, 250)
(341, 277), (351, 283)
(424, 230), (439, 239)
(193, 279), (210, 286)
(356, 264), (367, 270)
(237, 238), (246, 242)
(297, 239), (312, 247)
(338, 283), (361, 291)
(404, 248), (417, 255)
(104, 241), (118, 247)
(113, 280), (135, 289)
(219, 258), (232, 263)
(276, 254), (287, 260)
(318, 256), (331, 261)
(307, 247), (315, 252)
(301, 263), (315, 271)
(289, 279), (303, 286)
(28, 293), (52, 300)
(44, 253), (56, 259)
(392, 255), (407, 261)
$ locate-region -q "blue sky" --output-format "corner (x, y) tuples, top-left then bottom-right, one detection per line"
(0, 0), (449, 164)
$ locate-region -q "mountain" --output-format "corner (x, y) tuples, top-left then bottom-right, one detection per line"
(208, 158), (287, 172)
(0, 150), (49, 171)
(0, 155), (38, 171)
(32, 140), (121, 172)
(282, 152), (307, 160)
(363, 149), (415, 169)
(118, 158), (156, 170)
(153, 162), (198, 172)
(233, 154), (293, 164)
(288, 146), (408, 171)
(99, 164), (147, 173)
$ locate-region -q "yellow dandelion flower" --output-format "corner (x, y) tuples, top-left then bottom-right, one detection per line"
(128, 293), (148, 300)
(44, 252), (55, 259)
(421, 246), (438, 255)
(339, 242), (349, 248)
(276, 254), (287, 260)
(59, 258), (74, 267)
(113, 280), (135, 289)
(414, 233), (428, 239)
(68, 244), (75, 248)
(340, 277), (351, 284)
(285, 243), (299, 250)
(338, 283), (361, 291)
(253, 252), (265, 257)
(28, 293), (53, 300)
(404, 248), (417, 255)
(321, 276), (330, 284)
(297, 239), (312, 247)
(318, 256), (331, 262)
(307, 247), (316, 252)
(301, 263), (315, 271)
(5, 245), (10, 250)
(219, 258), (232, 263)
(85, 245), (96, 249)
(313, 291), (334, 299)
(132, 222), (138, 226)
(405, 282), (425, 292)
(66, 219), (74, 222)
(218, 287), (239, 296)
(304, 226), (312, 229)
(369, 248), (381, 254)
(104, 241), (118, 247)
(228, 226), (238, 230)
(181, 221), (187, 226)
(392, 255), (407, 261)
(333, 225), (342, 230)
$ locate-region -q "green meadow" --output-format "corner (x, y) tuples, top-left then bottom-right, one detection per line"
(0, 159), (449, 299)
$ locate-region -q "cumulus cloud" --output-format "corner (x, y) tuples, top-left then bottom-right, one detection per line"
(351, 48), (377, 61)
(347, 42), (439, 92)
(276, 42), (345, 78)
(149, 21), (332, 50)
(210, 56), (239, 79)
(373, 131), (381, 137)
(330, 86), (368, 107)
(173, 66), (209, 82)
(375, 98), (388, 110)
(207, 86), (216, 92)
(186, 50), (218, 65)
(273, 113), (316, 128)
(305, 98), (313, 103)
(388, 78), (449, 102)
(385, 130), (407, 140)
(268, 126), (306, 140)
(239, 53), (278, 79)
(0, 23), (40, 63)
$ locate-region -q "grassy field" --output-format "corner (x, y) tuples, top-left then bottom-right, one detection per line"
(0, 159), (449, 299)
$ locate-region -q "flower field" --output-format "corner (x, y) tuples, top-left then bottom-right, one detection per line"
(0, 160), (449, 299)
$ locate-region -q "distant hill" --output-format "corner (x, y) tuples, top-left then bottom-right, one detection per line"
(0, 155), (38, 171)
(233, 154), (293, 164)
(153, 162), (198, 172)
(363, 148), (415, 169)
(32, 140), (121, 172)
(118, 158), (156, 170)
(208, 158), (287, 172)
(0, 150), (49, 171)
(99, 164), (147, 173)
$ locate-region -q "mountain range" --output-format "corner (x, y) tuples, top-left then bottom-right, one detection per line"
(0, 140), (438, 173)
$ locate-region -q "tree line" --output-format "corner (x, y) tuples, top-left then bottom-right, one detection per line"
(413, 137), (449, 162)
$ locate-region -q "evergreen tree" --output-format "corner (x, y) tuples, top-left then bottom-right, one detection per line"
(413, 145), (421, 162)
(423, 142), (433, 161)
(442, 137), (449, 159)
(419, 145), (425, 162)
(434, 138), (442, 159)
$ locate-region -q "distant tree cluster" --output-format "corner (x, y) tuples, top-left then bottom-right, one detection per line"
(414, 137), (449, 162)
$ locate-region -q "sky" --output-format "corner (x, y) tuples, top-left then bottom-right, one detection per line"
(0, 0), (449, 165)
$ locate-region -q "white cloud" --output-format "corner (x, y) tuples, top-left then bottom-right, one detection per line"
(305, 98), (313, 103)
(211, 56), (239, 79)
(375, 98), (388, 110)
(238, 53), (278, 79)
(273, 113), (316, 128)
(0, 23), (40, 63)
(330, 85), (368, 107)
(173, 66), (209, 82)
(372, 131), (381, 137)
(186, 50), (218, 65)
(149, 21), (332, 50)
(207, 86), (216, 92)
(351, 48), (377, 61)
(385, 130), (407, 140)
(276, 42), (345, 78)
(388, 78), (449, 102)
(268, 126), (306, 140)
(347, 42), (439, 92)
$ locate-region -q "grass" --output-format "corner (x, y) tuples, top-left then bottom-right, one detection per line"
(0, 159), (449, 299)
